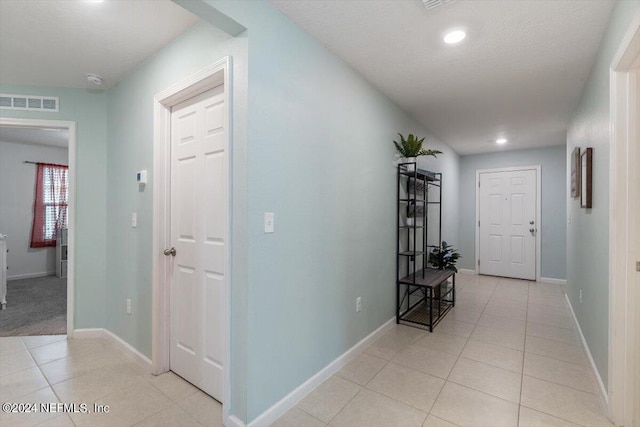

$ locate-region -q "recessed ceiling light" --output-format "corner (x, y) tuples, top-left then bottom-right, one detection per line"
(496, 138), (508, 144)
(443, 29), (466, 45)
(86, 74), (104, 85)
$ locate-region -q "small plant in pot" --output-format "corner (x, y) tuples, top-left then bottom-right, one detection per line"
(429, 241), (461, 272)
(394, 133), (442, 172)
(406, 206), (415, 227)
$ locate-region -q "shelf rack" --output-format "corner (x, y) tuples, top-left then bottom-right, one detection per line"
(395, 163), (454, 331)
(56, 228), (68, 278)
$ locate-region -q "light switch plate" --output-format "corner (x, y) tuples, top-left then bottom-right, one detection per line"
(264, 212), (274, 233)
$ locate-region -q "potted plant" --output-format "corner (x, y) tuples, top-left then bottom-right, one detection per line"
(393, 133), (442, 171)
(406, 206), (415, 227)
(428, 241), (461, 272)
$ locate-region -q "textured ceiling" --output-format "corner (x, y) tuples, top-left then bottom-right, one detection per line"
(270, 0), (615, 154)
(0, 127), (69, 148)
(0, 0), (200, 89)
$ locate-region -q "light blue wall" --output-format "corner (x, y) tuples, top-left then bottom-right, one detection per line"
(183, 0), (460, 421)
(106, 21), (232, 356)
(104, 22), (249, 419)
(566, 0), (640, 389)
(0, 84), (108, 329)
(458, 146), (567, 280)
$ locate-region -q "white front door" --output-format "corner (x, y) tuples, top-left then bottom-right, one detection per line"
(478, 168), (537, 280)
(169, 85), (227, 401)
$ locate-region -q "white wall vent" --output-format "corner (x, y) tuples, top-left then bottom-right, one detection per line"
(0, 94), (59, 112)
(422, 0), (454, 10)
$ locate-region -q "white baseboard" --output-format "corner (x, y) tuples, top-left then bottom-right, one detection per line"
(73, 328), (152, 373)
(539, 277), (567, 285)
(72, 328), (105, 339)
(7, 271), (56, 281)
(458, 268), (477, 275)
(564, 294), (608, 404)
(247, 317), (396, 427)
(227, 415), (246, 427)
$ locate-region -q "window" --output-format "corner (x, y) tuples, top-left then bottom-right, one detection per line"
(30, 163), (68, 248)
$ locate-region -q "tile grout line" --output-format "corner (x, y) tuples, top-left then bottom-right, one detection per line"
(340, 327), (441, 421)
(456, 280), (597, 424)
(516, 279), (530, 424)
(21, 334), (79, 427)
(518, 402), (590, 427)
(137, 378), (205, 426)
(519, 357), (602, 396)
(296, 354), (391, 425)
(285, 277), (560, 426)
(292, 404), (331, 426)
(520, 284), (598, 427)
(424, 276), (499, 425)
(447, 279), (527, 407)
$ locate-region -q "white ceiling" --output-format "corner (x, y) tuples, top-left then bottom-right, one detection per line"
(270, 0), (615, 155)
(0, 127), (69, 148)
(0, 0), (200, 90)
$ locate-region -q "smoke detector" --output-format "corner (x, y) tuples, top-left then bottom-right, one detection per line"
(86, 73), (104, 86)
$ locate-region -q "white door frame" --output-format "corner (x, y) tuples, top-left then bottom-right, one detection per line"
(0, 117), (76, 336)
(475, 165), (542, 280)
(608, 10), (640, 425)
(151, 57), (232, 422)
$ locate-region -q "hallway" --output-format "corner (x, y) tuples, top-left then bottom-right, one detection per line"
(0, 274), (613, 426)
(272, 274), (611, 427)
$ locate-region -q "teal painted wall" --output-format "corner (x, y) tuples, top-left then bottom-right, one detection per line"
(566, 0), (640, 389)
(185, 0), (461, 421)
(0, 84), (108, 329)
(458, 146), (567, 280)
(106, 21), (232, 356)
(104, 22), (249, 420)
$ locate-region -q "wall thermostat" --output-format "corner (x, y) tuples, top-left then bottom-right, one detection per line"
(136, 170), (147, 185)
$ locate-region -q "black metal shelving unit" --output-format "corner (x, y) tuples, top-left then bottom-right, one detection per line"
(396, 163), (455, 332)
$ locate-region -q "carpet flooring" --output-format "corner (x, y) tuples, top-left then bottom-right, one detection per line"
(0, 275), (66, 336)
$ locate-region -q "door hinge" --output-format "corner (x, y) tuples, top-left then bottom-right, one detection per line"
(478, 181), (480, 188)
(478, 220), (480, 227)
(478, 260), (480, 266)
(636, 261), (640, 272)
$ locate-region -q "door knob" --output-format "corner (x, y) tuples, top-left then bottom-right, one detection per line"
(529, 228), (535, 234)
(529, 221), (534, 225)
(163, 247), (176, 256)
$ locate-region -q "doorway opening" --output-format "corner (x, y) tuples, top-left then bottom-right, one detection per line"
(0, 118), (76, 338)
(151, 58), (232, 425)
(608, 11), (639, 425)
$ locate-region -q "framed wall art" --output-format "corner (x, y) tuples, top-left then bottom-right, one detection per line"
(571, 147), (580, 198)
(581, 147), (592, 209)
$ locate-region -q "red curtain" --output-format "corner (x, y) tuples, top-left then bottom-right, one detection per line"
(30, 163), (68, 248)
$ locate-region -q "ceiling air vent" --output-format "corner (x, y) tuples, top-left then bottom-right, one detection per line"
(422, 0), (454, 10)
(0, 94), (59, 112)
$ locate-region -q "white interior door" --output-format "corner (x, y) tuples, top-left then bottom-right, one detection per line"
(169, 85), (226, 401)
(478, 169), (537, 280)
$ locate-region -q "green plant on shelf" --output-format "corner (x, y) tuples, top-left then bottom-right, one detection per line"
(393, 133), (442, 158)
(429, 241), (461, 272)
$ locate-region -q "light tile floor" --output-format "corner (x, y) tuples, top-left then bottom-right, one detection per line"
(0, 274), (613, 427)
(272, 274), (613, 427)
(0, 334), (222, 426)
